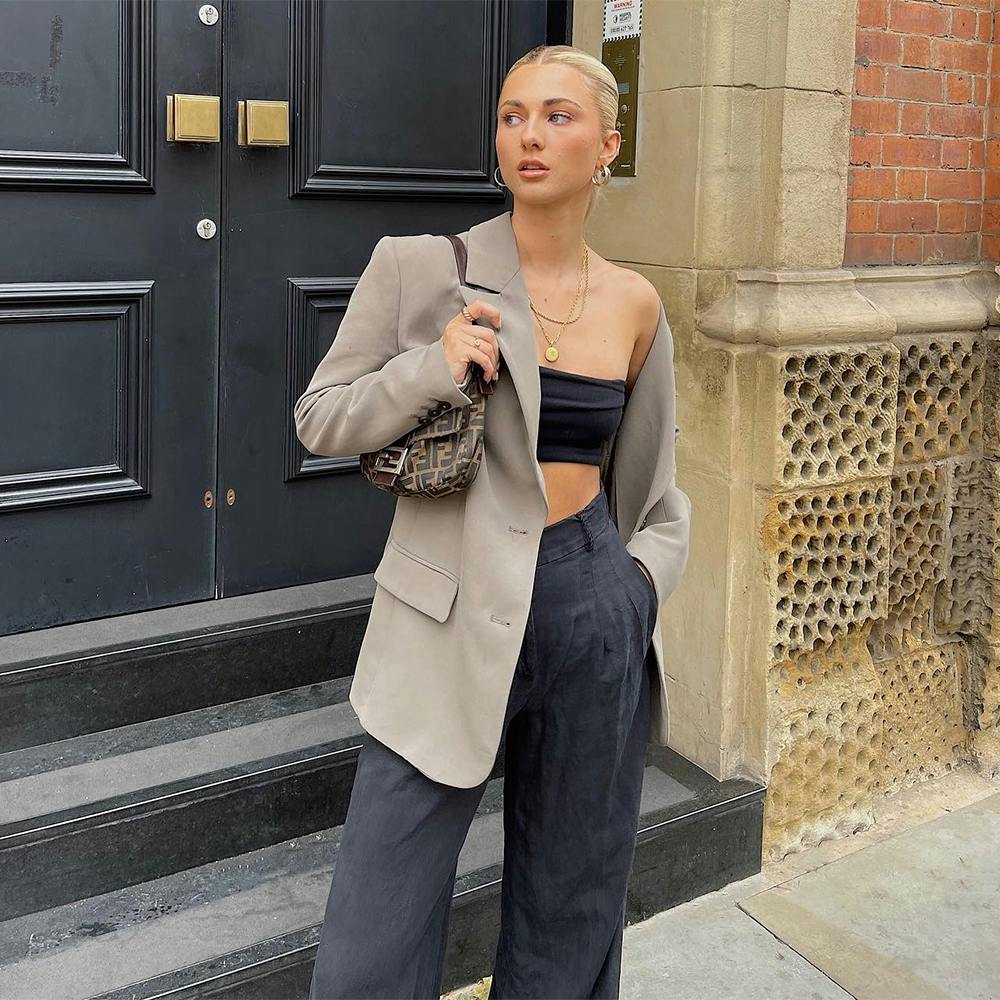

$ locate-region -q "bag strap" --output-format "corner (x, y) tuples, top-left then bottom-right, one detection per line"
(444, 233), (468, 286)
(442, 233), (495, 397)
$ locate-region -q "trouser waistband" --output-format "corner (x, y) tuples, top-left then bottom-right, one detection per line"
(536, 485), (611, 564)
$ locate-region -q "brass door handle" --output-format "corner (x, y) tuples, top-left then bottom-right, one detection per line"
(237, 99), (290, 147)
(166, 94), (220, 143)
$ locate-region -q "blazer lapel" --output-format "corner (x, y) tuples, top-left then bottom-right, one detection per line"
(455, 212), (548, 508)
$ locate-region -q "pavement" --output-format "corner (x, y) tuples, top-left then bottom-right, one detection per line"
(445, 767), (1000, 1000)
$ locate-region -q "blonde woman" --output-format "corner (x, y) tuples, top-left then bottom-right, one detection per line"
(295, 43), (691, 1000)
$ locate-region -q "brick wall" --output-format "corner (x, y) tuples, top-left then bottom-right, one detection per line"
(846, 0), (999, 265)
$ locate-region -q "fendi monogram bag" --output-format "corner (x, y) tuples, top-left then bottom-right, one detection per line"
(359, 234), (496, 498)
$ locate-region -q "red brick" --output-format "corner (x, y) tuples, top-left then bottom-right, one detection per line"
(923, 232), (979, 261)
(983, 234), (1000, 261)
(902, 35), (931, 68)
(883, 135), (941, 166)
(878, 200), (938, 231)
(856, 30), (901, 65)
(982, 201), (1000, 233)
(900, 102), (929, 134)
(889, 0), (951, 36)
(849, 166), (897, 198)
(851, 134), (883, 165)
(966, 202), (983, 230)
(941, 139), (972, 168)
(897, 169), (927, 199)
(853, 99), (900, 133)
(848, 201), (879, 232)
(975, 76), (989, 106)
(984, 171), (1000, 199)
(857, 64), (886, 96)
(971, 142), (985, 169)
(976, 11), (992, 42)
(951, 8), (978, 40)
(894, 233), (923, 263)
(857, 0), (888, 29)
(946, 73), (974, 104)
(930, 38), (990, 75)
(985, 140), (1000, 170)
(938, 202), (967, 231)
(926, 169), (981, 200)
(885, 65), (942, 102)
(844, 233), (893, 264)
(929, 105), (985, 138)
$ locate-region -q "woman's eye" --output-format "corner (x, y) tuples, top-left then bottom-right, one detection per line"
(500, 112), (573, 126)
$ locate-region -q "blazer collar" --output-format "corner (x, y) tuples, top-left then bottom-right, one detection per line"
(463, 210), (521, 293)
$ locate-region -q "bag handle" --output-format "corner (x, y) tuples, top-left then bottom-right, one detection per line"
(444, 233), (468, 285)
(443, 233), (495, 396)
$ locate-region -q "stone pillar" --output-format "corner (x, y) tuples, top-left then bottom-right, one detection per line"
(575, 0), (1000, 857)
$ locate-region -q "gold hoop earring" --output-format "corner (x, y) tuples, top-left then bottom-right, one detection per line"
(591, 164), (612, 186)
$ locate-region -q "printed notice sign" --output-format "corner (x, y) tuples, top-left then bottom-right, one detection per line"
(603, 0), (642, 41)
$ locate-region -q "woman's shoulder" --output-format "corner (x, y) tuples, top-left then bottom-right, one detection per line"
(381, 232), (456, 282)
(597, 260), (663, 348)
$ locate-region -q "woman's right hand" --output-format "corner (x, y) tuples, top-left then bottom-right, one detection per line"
(442, 300), (502, 384)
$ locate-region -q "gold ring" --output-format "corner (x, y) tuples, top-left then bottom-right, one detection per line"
(462, 307), (475, 322)
(474, 338), (481, 347)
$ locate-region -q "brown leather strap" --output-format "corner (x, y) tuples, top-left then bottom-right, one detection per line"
(443, 232), (495, 396)
(444, 233), (468, 286)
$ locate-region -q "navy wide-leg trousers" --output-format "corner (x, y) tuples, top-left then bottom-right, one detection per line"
(310, 485), (657, 1000)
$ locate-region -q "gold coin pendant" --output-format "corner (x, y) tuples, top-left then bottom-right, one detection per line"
(544, 345), (559, 362)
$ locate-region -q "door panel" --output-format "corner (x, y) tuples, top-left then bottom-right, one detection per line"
(0, 0), (219, 633)
(219, 0), (548, 594)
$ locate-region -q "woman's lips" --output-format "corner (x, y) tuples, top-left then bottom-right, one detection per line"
(519, 167), (549, 178)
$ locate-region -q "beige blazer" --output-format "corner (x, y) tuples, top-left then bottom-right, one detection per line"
(294, 210), (691, 788)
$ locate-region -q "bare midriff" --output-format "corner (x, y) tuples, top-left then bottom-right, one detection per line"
(539, 462), (603, 527)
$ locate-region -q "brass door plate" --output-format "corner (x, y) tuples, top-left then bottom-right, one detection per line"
(237, 99), (290, 147)
(166, 94), (221, 143)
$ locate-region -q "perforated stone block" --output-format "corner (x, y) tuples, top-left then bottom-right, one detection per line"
(760, 482), (891, 662)
(754, 344), (898, 490)
(764, 631), (880, 859)
(895, 333), (985, 466)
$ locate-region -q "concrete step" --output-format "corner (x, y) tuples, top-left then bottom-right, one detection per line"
(0, 579), (372, 753)
(0, 737), (764, 999)
(0, 678), (368, 921)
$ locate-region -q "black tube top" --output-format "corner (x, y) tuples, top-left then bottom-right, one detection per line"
(536, 365), (626, 466)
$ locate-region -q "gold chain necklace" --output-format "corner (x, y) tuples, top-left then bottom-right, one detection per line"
(528, 243), (589, 363)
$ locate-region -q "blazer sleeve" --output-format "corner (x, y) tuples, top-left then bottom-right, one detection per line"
(293, 235), (475, 458)
(626, 486), (692, 607)
(623, 306), (692, 607)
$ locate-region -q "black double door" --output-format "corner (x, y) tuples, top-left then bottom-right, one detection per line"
(0, 0), (558, 635)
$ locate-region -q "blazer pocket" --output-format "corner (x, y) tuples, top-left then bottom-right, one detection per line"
(373, 537), (459, 624)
